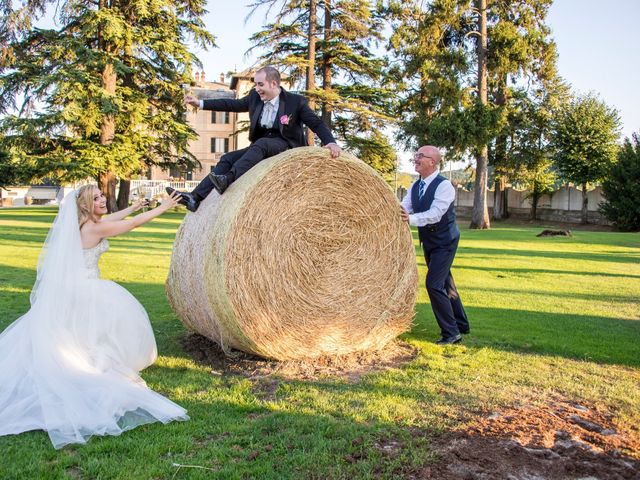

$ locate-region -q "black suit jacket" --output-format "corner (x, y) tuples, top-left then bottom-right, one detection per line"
(201, 88), (336, 148)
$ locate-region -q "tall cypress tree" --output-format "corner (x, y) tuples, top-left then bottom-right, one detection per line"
(0, 0), (214, 211)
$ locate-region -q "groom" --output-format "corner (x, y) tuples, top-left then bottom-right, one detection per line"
(168, 66), (341, 211)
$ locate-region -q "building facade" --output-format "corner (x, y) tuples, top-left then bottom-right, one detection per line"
(147, 70), (273, 182)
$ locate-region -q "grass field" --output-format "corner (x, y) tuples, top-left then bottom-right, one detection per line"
(0, 207), (638, 479)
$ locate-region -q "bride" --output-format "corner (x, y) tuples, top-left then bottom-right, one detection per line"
(0, 185), (188, 449)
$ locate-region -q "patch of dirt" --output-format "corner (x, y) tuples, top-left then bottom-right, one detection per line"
(409, 397), (640, 479)
(179, 333), (418, 382)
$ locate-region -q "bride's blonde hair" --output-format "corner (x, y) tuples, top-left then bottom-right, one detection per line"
(76, 184), (100, 227)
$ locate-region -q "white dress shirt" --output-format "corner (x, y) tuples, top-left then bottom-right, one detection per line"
(260, 96), (280, 128)
(198, 96), (280, 128)
(400, 170), (456, 227)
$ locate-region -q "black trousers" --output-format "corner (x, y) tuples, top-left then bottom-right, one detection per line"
(423, 236), (469, 338)
(192, 136), (289, 200)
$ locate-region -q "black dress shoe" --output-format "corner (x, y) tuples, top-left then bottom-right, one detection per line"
(208, 173), (230, 194)
(435, 334), (462, 345)
(459, 328), (470, 335)
(165, 187), (200, 212)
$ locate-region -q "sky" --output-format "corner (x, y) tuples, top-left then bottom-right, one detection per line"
(192, 0), (639, 173)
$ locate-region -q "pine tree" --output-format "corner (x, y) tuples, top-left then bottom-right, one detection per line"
(485, 0), (559, 220)
(0, 0), (214, 211)
(386, 0), (558, 229)
(247, 0), (397, 175)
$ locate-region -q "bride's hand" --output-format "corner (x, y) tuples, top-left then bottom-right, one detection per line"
(160, 191), (181, 210)
(131, 198), (149, 212)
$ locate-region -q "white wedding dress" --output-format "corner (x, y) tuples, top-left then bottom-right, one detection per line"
(0, 193), (188, 449)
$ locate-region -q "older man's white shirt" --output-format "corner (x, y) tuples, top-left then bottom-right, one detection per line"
(400, 169), (456, 227)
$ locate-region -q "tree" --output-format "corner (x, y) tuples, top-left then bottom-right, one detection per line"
(0, 136), (49, 205)
(485, 0), (560, 220)
(0, 0), (214, 211)
(519, 157), (556, 220)
(386, 0), (558, 229)
(508, 76), (568, 220)
(247, 0), (397, 176)
(600, 133), (640, 231)
(551, 93), (620, 224)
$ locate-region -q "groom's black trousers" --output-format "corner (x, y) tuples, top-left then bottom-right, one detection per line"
(192, 135), (289, 201)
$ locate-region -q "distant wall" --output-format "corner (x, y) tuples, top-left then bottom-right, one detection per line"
(453, 185), (610, 225)
(396, 183), (610, 225)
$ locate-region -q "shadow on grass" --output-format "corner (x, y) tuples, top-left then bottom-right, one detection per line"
(0, 377), (429, 480)
(406, 302), (640, 368)
(456, 264), (640, 280)
(457, 246), (640, 265)
(462, 284), (640, 303)
(4, 268), (638, 369)
(0, 207), (58, 222)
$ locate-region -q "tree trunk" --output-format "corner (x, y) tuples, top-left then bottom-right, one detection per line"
(306, 0), (317, 146)
(117, 178), (130, 211)
(581, 182), (589, 224)
(470, 0), (490, 229)
(98, 0), (118, 212)
(492, 78), (508, 220)
(493, 176), (508, 220)
(99, 171), (117, 211)
(321, 0), (332, 129)
(99, 62), (118, 212)
(529, 188), (539, 220)
(471, 146), (490, 229)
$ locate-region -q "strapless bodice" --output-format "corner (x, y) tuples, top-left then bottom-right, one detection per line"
(83, 239), (109, 279)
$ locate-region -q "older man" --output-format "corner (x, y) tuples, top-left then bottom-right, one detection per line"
(400, 146), (469, 344)
(168, 66), (341, 211)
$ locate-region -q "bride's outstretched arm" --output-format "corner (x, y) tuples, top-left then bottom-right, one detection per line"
(83, 193), (180, 241)
(102, 198), (148, 222)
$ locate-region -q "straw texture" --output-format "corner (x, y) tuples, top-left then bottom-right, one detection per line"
(166, 147), (417, 360)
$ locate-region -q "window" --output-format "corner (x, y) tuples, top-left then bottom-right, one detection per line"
(220, 112), (230, 124)
(211, 137), (229, 153)
(211, 111), (217, 123)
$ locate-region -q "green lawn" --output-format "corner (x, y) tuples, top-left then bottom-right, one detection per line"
(0, 207), (638, 479)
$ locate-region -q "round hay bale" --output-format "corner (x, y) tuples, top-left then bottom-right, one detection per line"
(166, 146), (418, 360)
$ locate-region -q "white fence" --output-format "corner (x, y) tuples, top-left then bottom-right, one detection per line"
(129, 180), (200, 200)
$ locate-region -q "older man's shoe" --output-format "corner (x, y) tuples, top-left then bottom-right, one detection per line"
(208, 173), (230, 194)
(165, 187), (200, 212)
(435, 334), (462, 345)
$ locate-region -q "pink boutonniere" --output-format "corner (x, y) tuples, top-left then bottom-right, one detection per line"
(280, 114), (290, 126)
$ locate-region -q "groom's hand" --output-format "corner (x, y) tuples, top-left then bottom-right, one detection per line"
(184, 95), (200, 108)
(324, 142), (342, 158)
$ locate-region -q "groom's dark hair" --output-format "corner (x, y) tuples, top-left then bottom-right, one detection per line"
(257, 66), (281, 85)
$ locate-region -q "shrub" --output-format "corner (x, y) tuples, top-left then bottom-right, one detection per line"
(600, 133), (640, 231)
